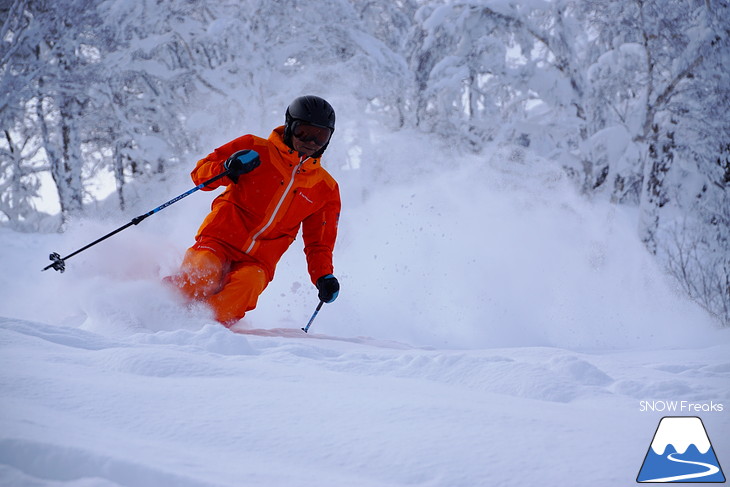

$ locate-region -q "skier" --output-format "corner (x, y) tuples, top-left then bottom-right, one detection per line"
(165, 95), (341, 327)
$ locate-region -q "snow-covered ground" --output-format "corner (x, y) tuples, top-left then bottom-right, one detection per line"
(1, 137), (728, 486)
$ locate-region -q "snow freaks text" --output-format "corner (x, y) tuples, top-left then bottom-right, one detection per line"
(639, 401), (724, 413)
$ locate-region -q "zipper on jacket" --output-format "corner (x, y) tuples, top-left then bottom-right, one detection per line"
(245, 156), (309, 254)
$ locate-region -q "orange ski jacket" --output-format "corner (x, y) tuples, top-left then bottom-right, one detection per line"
(190, 126), (340, 284)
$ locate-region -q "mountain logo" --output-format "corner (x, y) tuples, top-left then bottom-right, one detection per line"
(637, 416), (726, 483)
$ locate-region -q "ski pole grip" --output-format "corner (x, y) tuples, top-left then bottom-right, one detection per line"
(235, 149), (260, 166)
(224, 150), (261, 182)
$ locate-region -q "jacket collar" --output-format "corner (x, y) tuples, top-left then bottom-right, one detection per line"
(269, 125), (321, 170)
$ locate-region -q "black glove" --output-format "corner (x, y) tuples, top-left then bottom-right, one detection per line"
(316, 274), (340, 303)
(224, 150), (260, 183)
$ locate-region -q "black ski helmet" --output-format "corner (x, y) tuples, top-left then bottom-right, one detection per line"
(284, 95), (336, 157)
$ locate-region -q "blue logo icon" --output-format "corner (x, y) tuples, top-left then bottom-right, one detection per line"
(637, 416), (725, 483)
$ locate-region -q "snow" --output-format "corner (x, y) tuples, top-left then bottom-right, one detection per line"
(2, 128), (729, 487)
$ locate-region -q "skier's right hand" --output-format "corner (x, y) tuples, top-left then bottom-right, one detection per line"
(225, 150), (260, 183)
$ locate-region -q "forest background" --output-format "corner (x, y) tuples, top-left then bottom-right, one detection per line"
(1, 0), (728, 325)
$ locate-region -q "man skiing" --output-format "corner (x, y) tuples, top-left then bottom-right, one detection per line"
(166, 95), (341, 327)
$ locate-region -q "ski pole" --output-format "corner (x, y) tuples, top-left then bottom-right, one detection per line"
(42, 169), (231, 273)
(301, 300), (324, 333)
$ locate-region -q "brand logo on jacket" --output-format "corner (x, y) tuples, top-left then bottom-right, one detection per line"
(298, 191), (314, 204)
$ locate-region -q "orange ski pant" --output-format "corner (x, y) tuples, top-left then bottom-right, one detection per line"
(168, 243), (268, 327)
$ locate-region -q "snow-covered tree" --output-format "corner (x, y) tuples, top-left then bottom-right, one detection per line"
(1, 0), (45, 226)
(402, 0), (593, 160)
(592, 0), (730, 324)
(0, 119), (45, 227)
(2, 0), (119, 223)
(1, 0), (207, 222)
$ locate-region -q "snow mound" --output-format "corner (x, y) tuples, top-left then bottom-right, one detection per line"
(0, 438), (209, 487)
(2, 316), (729, 487)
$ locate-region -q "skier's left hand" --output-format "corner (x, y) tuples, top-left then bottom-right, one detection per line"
(224, 150), (260, 183)
(316, 274), (340, 303)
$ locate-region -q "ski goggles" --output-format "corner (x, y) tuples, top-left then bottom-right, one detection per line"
(292, 123), (331, 147)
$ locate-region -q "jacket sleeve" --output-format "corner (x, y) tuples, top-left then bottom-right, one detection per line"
(302, 184), (341, 284)
(190, 134), (255, 189)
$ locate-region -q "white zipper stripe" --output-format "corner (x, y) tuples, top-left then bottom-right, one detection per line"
(245, 156), (309, 254)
